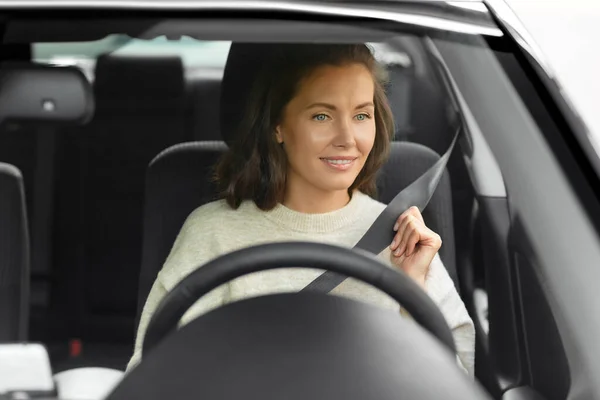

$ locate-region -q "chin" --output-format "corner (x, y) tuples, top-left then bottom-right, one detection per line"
(318, 178), (357, 193)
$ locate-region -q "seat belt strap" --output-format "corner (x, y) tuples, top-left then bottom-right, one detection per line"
(301, 126), (461, 293)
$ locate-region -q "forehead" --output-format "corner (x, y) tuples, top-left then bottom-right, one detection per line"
(294, 63), (375, 101)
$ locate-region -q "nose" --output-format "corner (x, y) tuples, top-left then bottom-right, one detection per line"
(332, 119), (356, 148)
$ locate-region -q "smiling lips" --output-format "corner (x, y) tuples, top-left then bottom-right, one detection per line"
(320, 156), (358, 171)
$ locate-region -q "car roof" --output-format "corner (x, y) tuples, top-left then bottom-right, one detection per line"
(0, 0), (491, 24)
(0, 0), (457, 5)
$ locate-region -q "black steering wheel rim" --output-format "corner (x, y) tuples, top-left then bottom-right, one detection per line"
(142, 241), (456, 357)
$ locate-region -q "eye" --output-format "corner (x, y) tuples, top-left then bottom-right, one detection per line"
(355, 113), (371, 121)
(312, 113), (330, 122)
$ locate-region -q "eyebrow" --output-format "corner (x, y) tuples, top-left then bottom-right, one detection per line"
(305, 102), (375, 110)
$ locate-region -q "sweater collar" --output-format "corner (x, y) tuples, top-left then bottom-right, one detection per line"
(253, 191), (372, 233)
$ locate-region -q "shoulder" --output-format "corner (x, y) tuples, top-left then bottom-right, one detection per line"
(360, 192), (386, 213)
(183, 199), (232, 227)
(352, 191), (386, 226)
(158, 199), (253, 289)
(181, 198), (259, 232)
(164, 199), (247, 264)
(167, 197), (269, 261)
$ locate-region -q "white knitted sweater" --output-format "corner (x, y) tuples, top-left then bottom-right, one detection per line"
(128, 191), (475, 375)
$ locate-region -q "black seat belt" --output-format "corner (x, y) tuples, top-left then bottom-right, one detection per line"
(302, 125), (461, 293)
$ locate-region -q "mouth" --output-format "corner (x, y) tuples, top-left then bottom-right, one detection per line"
(320, 157), (358, 171)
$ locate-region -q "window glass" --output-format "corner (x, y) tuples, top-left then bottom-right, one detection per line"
(32, 35), (232, 80)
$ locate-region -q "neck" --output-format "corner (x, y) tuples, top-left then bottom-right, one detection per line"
(283, 180), (351, 214)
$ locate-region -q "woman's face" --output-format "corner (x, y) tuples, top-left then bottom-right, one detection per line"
(276, 63), (376, 198)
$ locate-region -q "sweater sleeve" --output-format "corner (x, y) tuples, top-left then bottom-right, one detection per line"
(401, 253), (475, 377)
(126, 276), (168, 372)
(125, 206), (229, 372)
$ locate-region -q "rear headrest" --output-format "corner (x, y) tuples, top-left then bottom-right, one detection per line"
(94, 55), (185, 102)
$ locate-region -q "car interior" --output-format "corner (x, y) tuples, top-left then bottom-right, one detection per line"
(0, 8), (592, 399)
(0, 34), (465, 363)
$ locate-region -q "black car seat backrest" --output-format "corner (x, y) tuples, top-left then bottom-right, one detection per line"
(0, 124), (46, 314)
(137, 141), (227, 322)
(0, 124), (36, 223)
(189, 74), (222, 141)
(136, 138), (457, 326)
(0, 51), (52, 316)
(0, 163), (30, 342)
(52, 54), (191, 343)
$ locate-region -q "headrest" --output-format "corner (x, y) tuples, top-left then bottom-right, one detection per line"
(220, 43), (273, 146)
(94, 55), (185, 103)
(0, 62), (94, 127)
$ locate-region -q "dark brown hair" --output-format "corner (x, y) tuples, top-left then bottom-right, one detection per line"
(215, 43), (395, 210)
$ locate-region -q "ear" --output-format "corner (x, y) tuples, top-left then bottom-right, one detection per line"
(275, 126), (284, 144)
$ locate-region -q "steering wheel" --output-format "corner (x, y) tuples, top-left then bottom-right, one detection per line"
(142, 241), (456, 356)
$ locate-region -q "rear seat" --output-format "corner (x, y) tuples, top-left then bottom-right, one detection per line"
(0, 163), (30, 342)
(0, 125), (46, 313)
(83, 55), (191, 326)
(189, 73), (222, 141)
(0, 47), (56, 332)
(50, 54), (192, 367)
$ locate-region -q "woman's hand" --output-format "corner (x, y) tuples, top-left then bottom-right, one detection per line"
(389, 206), (442, 290)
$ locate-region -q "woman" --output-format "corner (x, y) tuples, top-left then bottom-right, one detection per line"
(128, 43), (475, 375)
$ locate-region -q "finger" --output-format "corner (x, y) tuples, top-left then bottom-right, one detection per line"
(404, 229), (421, 257)
(420, 227), (443, 249)
(395, 218), (420, 257)
(390, 231), (400, 251)
(407, 225), (442, 257)
(391, 214), (411, 249)
(392, 214), (414, 252)
(393, 213), (404, 232)
(390, 220), (410, 251)
(407, 206), (424, 224)
(394, 206), (423, 231)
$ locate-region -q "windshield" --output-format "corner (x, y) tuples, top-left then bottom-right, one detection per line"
(0, 5), (598, 399)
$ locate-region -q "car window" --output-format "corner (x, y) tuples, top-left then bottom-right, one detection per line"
(33, 36), (409, 82)
(32, 35), (232, 80)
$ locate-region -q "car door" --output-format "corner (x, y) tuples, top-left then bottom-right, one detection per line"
(430, 2), (600, 398)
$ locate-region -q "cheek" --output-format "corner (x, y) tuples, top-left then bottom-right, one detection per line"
(285, 121), (330, 153)
(280, 124), (318, 171)
(356, 121), (377, 155)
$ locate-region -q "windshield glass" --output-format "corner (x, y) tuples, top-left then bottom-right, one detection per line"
(0, 7), (595, 399)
